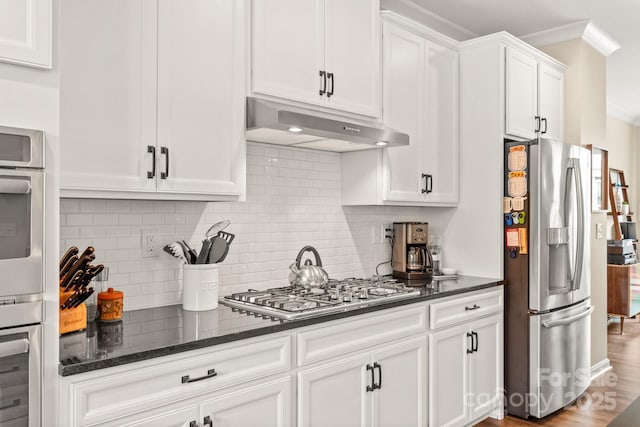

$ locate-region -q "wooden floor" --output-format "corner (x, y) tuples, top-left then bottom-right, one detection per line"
(476, 318), (640, 427)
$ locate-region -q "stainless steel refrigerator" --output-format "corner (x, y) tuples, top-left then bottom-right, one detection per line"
(504, 137), (593, 419)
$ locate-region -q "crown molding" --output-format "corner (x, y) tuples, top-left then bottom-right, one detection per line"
(380, 0), (477, 41)
(607, 102), (638, 125)
(521, 20), (620, 57)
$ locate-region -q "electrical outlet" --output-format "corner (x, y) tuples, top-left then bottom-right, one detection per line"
(383, 224), (393, 240)
(142, 230), (159, 258)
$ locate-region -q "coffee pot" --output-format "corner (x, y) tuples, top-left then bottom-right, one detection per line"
(407, 247), (427, 271)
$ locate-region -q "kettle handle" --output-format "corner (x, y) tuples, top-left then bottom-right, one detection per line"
(295, 245), (323, 268)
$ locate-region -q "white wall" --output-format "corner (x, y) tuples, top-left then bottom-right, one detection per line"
(60, 142), (457, 310)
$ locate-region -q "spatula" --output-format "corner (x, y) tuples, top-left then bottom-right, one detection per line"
(207, 236), (228, 264)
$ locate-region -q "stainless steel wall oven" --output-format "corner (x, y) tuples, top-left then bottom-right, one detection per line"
(0, 125), (45, 426)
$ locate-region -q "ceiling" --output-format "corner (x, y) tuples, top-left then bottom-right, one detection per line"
(409, 0), (640, 124)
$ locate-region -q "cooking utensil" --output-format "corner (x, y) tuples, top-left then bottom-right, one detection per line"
(59, 246), (78, 272)
(217, 230), (235, 244)
(181, 240), (198, 264)
(196, 239), (213, 264)
(205, 219), (230, 239)
(288, 246), (329, 289)
(217, 242), (231, 263)
(207, 236), (228, 264)
(163, 242), (189, 264)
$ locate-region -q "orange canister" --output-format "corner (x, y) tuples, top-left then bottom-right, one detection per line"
(97, 288), (123, 322)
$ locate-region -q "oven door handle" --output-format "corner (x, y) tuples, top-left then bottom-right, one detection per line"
(0, 178), (31, 194)
(0, 338), (29, 358)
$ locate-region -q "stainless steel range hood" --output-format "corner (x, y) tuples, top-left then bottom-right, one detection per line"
(245, 97), (409, 152)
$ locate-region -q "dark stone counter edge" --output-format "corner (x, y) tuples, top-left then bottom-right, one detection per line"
(60, 280), (503, 376)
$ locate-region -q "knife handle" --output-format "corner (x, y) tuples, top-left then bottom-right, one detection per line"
(59, 246), (78, 272)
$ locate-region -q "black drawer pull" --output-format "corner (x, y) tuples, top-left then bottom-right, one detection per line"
(160, 146), (169, 179)
(366, 364), (375, 392)
(182, 368), (217, 384)
(374, 362), (382, 390)
(465, 304), (480, 311)
(147, 145), (156, 179)
(204, 415), (213, 426)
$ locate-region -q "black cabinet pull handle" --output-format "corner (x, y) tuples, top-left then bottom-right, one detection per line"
(147, 145), (156, 179)
(160, 146), (169, 179)
(189, 421), (198, 427)
(181, 368), (217, 384)
(327, 72), (334, 97)
(465, 304), (480, 311)
(466, 332), (474, 354)
(319, 70), (326, 96)
(421, 174), (433, 194)
(472, 331), (479, 352)
(374, 362), (382, 390)
(203, 416), (213, 426)
(366, 364), (375, 392)
(534, 115), (541, 133)
(541, 117), (548, 134)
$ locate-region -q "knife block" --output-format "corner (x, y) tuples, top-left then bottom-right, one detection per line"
(60, 289), (87, 335)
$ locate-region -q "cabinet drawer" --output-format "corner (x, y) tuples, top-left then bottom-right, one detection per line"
(66, 335), (291, 426)
(297, 304), (427, 366)
(430, 289), (503, 329)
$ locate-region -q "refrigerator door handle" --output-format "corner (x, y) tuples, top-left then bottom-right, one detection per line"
(541, 306), (594, 328)
(572, 160), (585, 291)
(563, 159), (585, 292)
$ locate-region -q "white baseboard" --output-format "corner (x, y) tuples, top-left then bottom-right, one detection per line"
(591, 358), (612, 381)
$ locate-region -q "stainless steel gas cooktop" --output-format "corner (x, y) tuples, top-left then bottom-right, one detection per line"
(220, 278), (421, 321)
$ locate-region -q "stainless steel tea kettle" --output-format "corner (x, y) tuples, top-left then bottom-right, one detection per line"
(288, 246), (329, 289)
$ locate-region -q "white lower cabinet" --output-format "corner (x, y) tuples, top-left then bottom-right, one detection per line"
(109, 377), (292, 427)
(429, 312), (503, 427)
(59, 289), (503, 427)
(297, 336), (427, 427)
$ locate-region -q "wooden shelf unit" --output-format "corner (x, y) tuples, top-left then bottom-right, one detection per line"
(608, 168), (633, 240)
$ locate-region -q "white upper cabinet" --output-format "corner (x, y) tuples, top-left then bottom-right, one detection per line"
(505, 46), (565, 141)
(60, 0), (246, 200)
(156, 0), (245, 196)
(0, 0), (51, 68)
(341, 12), (459, 206)
(251, 0), (381, 118)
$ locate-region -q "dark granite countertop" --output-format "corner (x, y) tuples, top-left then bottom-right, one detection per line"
(59, 275), (503, 376)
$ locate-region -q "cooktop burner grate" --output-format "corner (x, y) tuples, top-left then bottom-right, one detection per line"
(221, 278), (421, 321)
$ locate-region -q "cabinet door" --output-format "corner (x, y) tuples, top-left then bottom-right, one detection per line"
(60, 0), (157, 194)
(372, 336), (427, 427)
(538, 62), (564, 141)
(251, 0), (324, 107)
(381, 21), (427, 203)
(469, 313), (503, 421)
(201, 377), (292, 427)
(323, 0), (381, 117)
(298, 353), (370, 427)
(156, 0), (245, 196)
(0, 0), (51, 68)
(423, 41), (459, 204)
(115, 403), (201, 427)
(505, 46), (538, 140)
(429, 324), (469, 427)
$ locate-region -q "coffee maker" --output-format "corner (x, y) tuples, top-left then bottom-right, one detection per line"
(392, 222), (433, 280)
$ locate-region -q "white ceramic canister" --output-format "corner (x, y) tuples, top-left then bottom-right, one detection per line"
(182, 264), (219, 311)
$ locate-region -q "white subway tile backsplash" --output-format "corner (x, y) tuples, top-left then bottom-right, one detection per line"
(60, 142), (451, 310)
